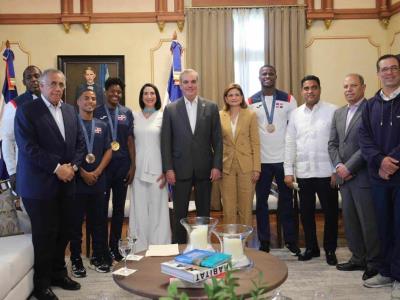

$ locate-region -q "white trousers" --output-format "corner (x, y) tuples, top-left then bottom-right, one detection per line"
(129, 178), (171, 253)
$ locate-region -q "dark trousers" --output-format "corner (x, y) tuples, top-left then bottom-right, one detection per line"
(172, 175), (211, 244)
(371, 185), (400, 281)
(104, 161), (130, 251)
(22, 182), (74, 289)
(255, 163), (297, 244)
(297, 177), (338, 252)
(70, 192), (107, 259)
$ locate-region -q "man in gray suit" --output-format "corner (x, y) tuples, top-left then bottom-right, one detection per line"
(161, 69), (223, 244)
(328, 73), (380, 280)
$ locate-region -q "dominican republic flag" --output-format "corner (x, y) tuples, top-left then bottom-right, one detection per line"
(164, 40), (183, 107)
(2, 46), (18, 104)
(98, 63), (109, 92)
(1, 44), (18, 180)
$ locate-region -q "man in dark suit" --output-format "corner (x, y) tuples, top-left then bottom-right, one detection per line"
(15, 69), (85, 300)
(161, 69), (223, 244)
(328, 73), (380, 281)
(75, 67), (104, 107)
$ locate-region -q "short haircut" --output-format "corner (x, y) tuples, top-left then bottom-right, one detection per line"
(259, 64), (276, 74)
(83, 66), (96, 74)
(138, 83), (162, 111)
(345, 73), (365, 86)
(179, 69), (199, 82)
(39, 69), (65, 84)
(301, 75), (320, 88)
(78, 89), (96, 99)
(23, 65), (41, 79)
(105, 77), (125, 91)
(376, 54), (400, 71)
(223, 83), (248, 111)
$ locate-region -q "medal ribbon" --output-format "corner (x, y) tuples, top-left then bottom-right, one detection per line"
(261, 93), (276, 125)
(78, 117), (95, 154)
(104, 104), (119, 142)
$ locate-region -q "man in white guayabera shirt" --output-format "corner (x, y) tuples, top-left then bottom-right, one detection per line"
(284, 75), (339, 266)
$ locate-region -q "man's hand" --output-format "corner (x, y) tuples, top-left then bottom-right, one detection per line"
(344, 175), (353, 181)
(381, 156), (399, 175)
(124, 166), (135, 186)
(336, 163), (351, 179)
(9, 173), (17, 192)
(284, 175), (295, 189)
(166, 170), (176, 185)
(157, 174), (167, 189)
(80, 168), (98, 185)
(379, 167), (391, 180)
(210, 168), (221, 182)
(56, 163), (75, 182)
(251, 171), (260, 184)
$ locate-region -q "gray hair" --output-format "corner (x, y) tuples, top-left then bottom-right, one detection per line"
(39, 69), (65, 84)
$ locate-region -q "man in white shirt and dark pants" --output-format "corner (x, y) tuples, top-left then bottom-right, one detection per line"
(284, 75), (339, 265)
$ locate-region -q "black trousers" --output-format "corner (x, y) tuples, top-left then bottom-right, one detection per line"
(172, 175), (211, 244)
(104, 161), (130, 251)
(69, 192), (107, 259)
(22, 182), (75, 289)
(297, 177), (338, 252)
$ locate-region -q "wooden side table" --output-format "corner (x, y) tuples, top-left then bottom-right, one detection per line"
(113, 247), (288, 299)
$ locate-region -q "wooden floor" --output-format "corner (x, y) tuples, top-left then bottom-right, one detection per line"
(77, 210), (346, 257)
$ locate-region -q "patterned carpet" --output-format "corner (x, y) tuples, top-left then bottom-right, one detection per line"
(44, 248), (391, 300)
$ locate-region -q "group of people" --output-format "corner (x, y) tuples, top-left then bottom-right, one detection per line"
(1, 54), (399, 300)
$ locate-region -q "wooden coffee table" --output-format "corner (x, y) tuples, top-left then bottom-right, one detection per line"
(113, 246), (288, 299)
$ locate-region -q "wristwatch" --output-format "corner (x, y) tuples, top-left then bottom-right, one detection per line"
(72, 165), (79, 172)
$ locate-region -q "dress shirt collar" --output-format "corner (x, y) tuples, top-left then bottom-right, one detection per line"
(303, 100), (321, 112)
(41, 95), (62, 108)
(184, 96), (198, 106)
(347, 98), (364, 109)
(380, 86), (400, 101)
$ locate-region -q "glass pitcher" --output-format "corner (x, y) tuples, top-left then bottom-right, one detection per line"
(180, 216), (219, 253)
(214, 224), (253, 269)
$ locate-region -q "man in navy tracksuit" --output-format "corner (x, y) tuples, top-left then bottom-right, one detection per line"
(359, 54), (400, 299)
(69, 89), (112, 277)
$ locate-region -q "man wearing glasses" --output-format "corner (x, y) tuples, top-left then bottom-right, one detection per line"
(359, 54), (400, 299)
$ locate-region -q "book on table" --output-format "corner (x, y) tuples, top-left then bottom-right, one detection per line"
(161, 260), (229, 283)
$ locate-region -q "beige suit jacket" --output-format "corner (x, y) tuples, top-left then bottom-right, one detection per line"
(220, 108), (261, 175)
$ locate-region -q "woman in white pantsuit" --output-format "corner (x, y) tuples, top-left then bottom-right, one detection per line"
(129, 83), (171, 252)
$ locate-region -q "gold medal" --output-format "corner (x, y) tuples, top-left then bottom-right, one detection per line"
(266, 124), (275, 133)
(111, 141), (120, 151)
(85, 153), (96, 164)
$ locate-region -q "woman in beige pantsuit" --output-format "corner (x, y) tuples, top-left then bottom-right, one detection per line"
(220, 83), (261, 227)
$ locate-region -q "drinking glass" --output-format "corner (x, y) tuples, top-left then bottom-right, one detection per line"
(118, 238), (133, 275)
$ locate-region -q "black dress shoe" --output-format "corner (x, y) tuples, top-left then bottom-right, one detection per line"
(362, 267), (379, 281)
(33, 287), (59, 300)
(51, 276), (81, 290)
(259, 241), (270, 253)
(285, 243), (301, 256)
(336, 261), (365, 271)
(298, 249), (320, 261)
(326, 251), (338, 266)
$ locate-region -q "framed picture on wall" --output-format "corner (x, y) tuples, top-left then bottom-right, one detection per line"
(57, 55), (125, 106)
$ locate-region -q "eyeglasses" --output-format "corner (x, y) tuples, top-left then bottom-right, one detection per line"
(379, 65), (400, 74)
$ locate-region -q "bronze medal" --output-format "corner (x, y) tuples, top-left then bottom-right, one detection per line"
(85, 153), (96, 164)
(111, 141), (120, 151)
(266, 124), (275, 133)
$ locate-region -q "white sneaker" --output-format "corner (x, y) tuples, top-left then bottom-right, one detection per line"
(392, 281), (400, 299)
(364, 274), (394, 288)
